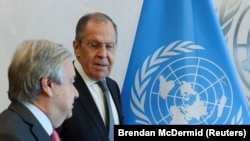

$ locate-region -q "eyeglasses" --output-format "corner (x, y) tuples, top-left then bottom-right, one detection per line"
(87, 40), (116, 52)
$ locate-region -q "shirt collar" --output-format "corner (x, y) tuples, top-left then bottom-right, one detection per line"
(22, 102), (53, 135)
(74, 59), (97, 86)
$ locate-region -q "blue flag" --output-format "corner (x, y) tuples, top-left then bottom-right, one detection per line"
(121, 0), (250, 124)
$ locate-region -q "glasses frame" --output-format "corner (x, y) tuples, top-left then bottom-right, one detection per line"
(79, 40), (117, 52)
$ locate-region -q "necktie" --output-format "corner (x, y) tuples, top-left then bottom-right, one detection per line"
(97, 80), (114, 141)
(51, 130), (60, 141)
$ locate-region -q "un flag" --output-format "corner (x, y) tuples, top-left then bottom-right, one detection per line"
(121, 0), (250, 124)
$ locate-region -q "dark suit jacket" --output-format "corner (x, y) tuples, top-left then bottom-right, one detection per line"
(0, 102), (53, 141)
(57, 67), (123, 141)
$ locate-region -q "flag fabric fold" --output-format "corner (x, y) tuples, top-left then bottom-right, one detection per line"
(121, 0), (250, 124)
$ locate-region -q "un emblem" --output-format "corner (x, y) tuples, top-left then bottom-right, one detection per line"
(131, 40), (243, 124)
(232, 4), (250, 95)
(217, 0), (250, 106)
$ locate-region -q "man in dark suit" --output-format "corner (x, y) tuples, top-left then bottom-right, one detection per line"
(57, 12), (123, 141)
(0, 39), (79, 141)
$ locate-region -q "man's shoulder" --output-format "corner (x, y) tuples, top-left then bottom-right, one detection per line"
(106, 77), (118, 84)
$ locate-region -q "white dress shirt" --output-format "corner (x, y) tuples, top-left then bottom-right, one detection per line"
(74, 60), (120, 125)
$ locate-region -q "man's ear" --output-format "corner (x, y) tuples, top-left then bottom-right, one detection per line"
(40, 77), (53, 97)
(73, 40), (79, 49)
(73, 40), (80, 58)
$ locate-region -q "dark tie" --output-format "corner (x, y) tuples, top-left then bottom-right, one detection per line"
(97, 80), (114, 141)
(51, 130), (60, 141)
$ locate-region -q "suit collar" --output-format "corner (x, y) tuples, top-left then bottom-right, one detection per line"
(74, 60), (97, 86)
(22, 102), (53, 135)
(9, 102), (52, 141)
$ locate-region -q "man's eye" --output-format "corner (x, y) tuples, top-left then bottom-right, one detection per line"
(106, 44), (114, 48)
(91, 43), (99, 47)
(90, 43), (100, 47)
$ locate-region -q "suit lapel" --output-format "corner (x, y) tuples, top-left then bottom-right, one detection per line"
(106, 78), (123, 123)
(74, 69), (107, 138)
(9, 103), (52, 141)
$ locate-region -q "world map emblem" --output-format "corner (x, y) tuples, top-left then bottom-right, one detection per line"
(216, 0), (250, 107)
(130, 40), (243, 124)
